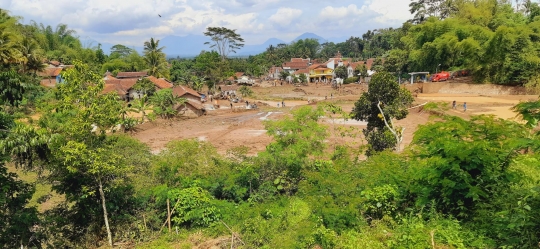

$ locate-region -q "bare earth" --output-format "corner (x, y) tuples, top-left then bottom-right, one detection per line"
(132, 81), (538, 155)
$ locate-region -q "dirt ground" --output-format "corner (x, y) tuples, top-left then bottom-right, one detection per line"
(132, 81), (538, 156)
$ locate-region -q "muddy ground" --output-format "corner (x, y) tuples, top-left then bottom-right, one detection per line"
(132, 80), (537, 156)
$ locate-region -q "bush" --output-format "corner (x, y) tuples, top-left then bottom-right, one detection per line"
(344, 77), (359, 84)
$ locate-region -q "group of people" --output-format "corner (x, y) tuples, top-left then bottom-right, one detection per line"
(452, 100), (467, 112)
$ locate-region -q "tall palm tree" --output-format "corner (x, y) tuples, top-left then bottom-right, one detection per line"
(143, 38), (169, 78)
(0, 25), (22, 65)
(266, 45), (277, 63)
(20, 36), (46, 74)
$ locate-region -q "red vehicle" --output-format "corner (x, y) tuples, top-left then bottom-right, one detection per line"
(431, 71), (450, 82)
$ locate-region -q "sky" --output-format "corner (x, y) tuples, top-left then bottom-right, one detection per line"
(0, 0), (413, 46)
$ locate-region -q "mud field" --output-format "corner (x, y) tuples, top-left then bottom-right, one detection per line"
(132, 81), (538, 155)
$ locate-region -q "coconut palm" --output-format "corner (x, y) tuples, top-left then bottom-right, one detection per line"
(20, 36), (46, 74)
(0, 25), (22, 65)
(143, 38), (169, 78)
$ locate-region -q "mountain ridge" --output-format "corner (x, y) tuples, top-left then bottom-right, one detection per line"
(94, 32), (348, 58)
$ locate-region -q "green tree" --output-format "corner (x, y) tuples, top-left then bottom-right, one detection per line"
(299, 73), (307, 84)
(351, 72), (413, 155)
(513, 97), (540, 128)
(0, 70), (26, 109)
(334, 65), (348, 79)
(150, 89), (186, 119)
(238, 85), (254, 97)
(260, 106), (327, 194)
(280, 70), (290, 81)
(143, 38), (169, 78)
(0, 21), (21, 65)
(410, 115), (531, 218)
(132, 77), (156, 96)
(109, 44), (134, 59)
(95, 43), (106, 64)
(204, 27), (245, 61)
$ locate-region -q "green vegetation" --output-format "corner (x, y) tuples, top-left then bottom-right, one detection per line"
(3, 2), (540, 248)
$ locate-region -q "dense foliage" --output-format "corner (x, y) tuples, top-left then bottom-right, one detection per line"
(3, 2), (540, 248)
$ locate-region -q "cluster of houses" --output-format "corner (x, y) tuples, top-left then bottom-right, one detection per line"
(267, 52), (377, 83)
(38, 64), (205, 117)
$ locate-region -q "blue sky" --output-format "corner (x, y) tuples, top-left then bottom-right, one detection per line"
(0, 0), (412, 46)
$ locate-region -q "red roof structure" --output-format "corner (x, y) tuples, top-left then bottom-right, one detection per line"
(116, 72), (148, 78)
(37, 67), (63, 77)
(146, 76), (173, 89)
(172, 85), (201, 98)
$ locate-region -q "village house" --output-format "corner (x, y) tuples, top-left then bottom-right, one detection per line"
(293, 69), (309, 82)
(281, 58), (310, 75)
(102, 71), (173, 100)
(116, 71), (148, 79)
(172, 85), (204, 117)
(268, 66), (283, 79)
(38, 67), (63, 87)
(227, 72), (245, 82)
(219, 85), (239, 96)
(38, 61), (74, 87)
(308, 63), (334, 83)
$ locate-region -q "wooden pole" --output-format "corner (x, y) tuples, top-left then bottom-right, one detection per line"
(143, 214), (147, 231)
(167, 199), (171, 233)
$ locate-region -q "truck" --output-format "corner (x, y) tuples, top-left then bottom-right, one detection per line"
(431, 71), (450, 82)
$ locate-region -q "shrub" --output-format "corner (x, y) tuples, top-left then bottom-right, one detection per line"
(344, 77), (359, 84)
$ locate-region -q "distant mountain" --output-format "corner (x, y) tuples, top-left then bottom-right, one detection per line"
(91, 32), (353, 57)
(82, 38), (143, 55)
(236, 38), (286, 56)
(160, 34), (212, 58)
(292, 32), (327, 43)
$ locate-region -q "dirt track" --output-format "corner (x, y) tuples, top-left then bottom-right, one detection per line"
(132, 82), (537, 155)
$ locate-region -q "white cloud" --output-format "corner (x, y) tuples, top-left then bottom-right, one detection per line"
(0, 0), (415, 46)
(367, 0), (413, 24)
(269, 8), (303, 26)
(319, 4), (366, 20)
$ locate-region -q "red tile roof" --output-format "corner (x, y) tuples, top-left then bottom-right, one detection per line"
(294, 69), (309, 74)
(49, 60), (61, 67)
(228, 72), (245, 81)
(147, 76), (173, 89)
(172, 85), (201, 98)
(282, 61), (309, 69)
(290, 58), (309, 62)
(37, 67), (62, 77)
(118, 78), (138, 91)
(366, 58), (374, 70)
(308, 63), (326, 70)
(116, 72), (148, 78)
(103, 83), (127, 95)
(104, 75), (117, 81)
(186, 99), (203, 110)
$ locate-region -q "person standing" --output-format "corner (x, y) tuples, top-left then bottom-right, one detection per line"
(452, 100), (456, 109)
(230, 102), (233, 109)
(282, 101), (285, 107)
(463, 102), (467, 112)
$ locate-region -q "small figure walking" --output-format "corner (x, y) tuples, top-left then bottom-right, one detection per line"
(245, 100), (249, 106)
(452, 100), (456, 109)
(281, 101), (285, 107)
(230, 103), (233, 109)
(277, 103), (280, 107)
(463, 102), (467, 112)
(331, 93), (333, 99)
